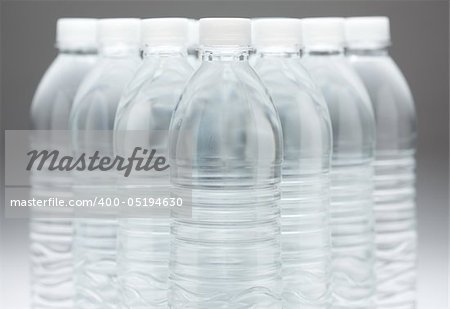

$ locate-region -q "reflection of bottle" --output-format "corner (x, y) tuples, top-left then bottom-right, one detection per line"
(29, 18), (97, 309)
(114, 18), (193, 309)
(168, 18), (283, 308)
(70, 18), (141, 309)
(346, 17), (417, 309)
(301, 17), (377, 309)
(252, 18), (332, 309)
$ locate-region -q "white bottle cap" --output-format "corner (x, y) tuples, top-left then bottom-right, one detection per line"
(199, 18), (251, 47)
(141, 18), (189, 46)
(302, 17), (345, 47)
(56, 18), (98, 50)
(98, 18), (141, 45)
(188, 19), (199, 49)
(345, 16), (391, 48)
(252, 18), (302, 49)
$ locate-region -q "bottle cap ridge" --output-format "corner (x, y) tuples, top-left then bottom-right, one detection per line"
(56, 18), (98, 50)
(98, 18), (141, 46)
(252, 18), (302, 49)
(345, 16), (391, 48)
(302, 17), (345, 47)
(199, 18), (251, 47)
(141, 18), (190, 46)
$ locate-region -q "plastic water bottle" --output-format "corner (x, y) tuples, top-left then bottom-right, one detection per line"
(252, 18), (333, 309)
(168, 18), (283, 308)
(301, 18), (377, 308)
(345, 17), (417, 309)
(70, 18), (141, 309)
(114, 18), (193, 309)
(29, 18), (97, 309)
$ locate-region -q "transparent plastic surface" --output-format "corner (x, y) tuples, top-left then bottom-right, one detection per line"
(114, 46), (193, 309)
(168, 48), (283, 309)
(70, 44), (140, 309)
(302, 49), (377, 309)
(29, 50), (96, 309)
(348, 48), (417, 309)
(31, 52), (97, 131)
(71, 45), (141, 132)
(253, 51), (333, 309)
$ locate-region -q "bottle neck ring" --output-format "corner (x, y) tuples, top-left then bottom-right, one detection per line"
(346, 45), (389, 56)
(303, 45), (345, 56)
(256, 46), (301, 59)
(142, 45), (187, 58)
(57, 43), (97, 55)
(200, 46), (250, 62)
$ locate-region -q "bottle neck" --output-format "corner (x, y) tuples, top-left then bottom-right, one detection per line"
(200, 47), (250, 62)
(303, 44), (345, 57)
(346, 45), (389, 56)
(98, 42), (140, 58)
(142, 45), (187, 58)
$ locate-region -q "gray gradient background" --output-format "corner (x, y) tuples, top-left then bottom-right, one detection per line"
(1, 0), (449, 308)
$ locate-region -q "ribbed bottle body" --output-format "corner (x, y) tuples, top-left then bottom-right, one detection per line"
(169, 55), (283, 308)
(114, 53), (193, 308)
(253, 55), (332, 309)
(70, 49), (140, 309)
(349, 52), (417, 309)
(302, 53), (377, 308)
(30, 52), (96, 309)
(329, 155), (375, 309)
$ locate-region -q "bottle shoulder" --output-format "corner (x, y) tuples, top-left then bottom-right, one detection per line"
(32, 55), (96, 103)
(122, 57), (193, 97)
(169, 62), (283, 159)
(302, 56), (367, 92)
(30, 54), (97, 129)
(253, 58), (327, 103)
(348, 55), (415, 108)
(177, 62), (276, 113)
(301, 55), (376, 153)
(72, 57), (141, 106)
(301, 56), (375, 119)
(348, 55), (417, 146)
(70, 58), (141, 131)
(254, 57), (320, 91)
(253, 58), (332, 143)
(183, 62), (271, 101)
(114, 57), (194, 131)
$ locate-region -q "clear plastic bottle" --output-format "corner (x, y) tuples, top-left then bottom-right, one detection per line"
(114, 18), (193, 309)
(252, 18), (332, 309)
(168, 18), (283, 309)
(29, 18), (97, 309)
(346, 17), (417, 309)
(69, 18), (141, 309)
(301, 18), (377, 309)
